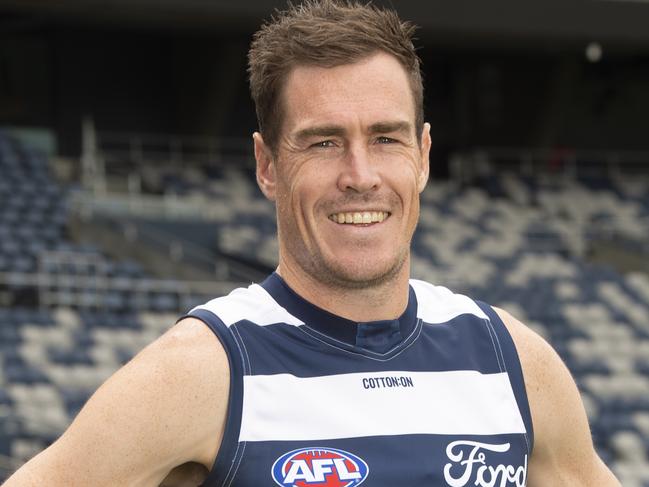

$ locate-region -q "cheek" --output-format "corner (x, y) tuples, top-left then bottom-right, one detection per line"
(377, 148), (422, 183)
(391, 168), (421, 204)
(277, 169), (321, 226)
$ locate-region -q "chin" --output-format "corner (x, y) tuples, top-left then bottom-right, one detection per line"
(317, 253), (406, 290)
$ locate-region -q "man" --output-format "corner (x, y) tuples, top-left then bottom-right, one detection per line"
(4, 1), (621, 486)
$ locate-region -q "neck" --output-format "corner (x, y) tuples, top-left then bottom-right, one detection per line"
(276, 257), (411, 323)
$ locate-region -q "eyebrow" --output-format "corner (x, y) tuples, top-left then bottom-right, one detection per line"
(367, 120), (413, 136)
(292, 120), (413, 144)
(293, 125), (346, 144)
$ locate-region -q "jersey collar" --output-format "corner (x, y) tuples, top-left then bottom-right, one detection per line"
(260, 272), (418, 354)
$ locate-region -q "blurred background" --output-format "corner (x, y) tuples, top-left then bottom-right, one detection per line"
(1, 0), (649, 483)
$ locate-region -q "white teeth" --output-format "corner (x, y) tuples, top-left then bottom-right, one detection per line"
(329, 211), (390, 224)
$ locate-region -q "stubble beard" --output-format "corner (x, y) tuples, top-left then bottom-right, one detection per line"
(276, 190), (416, 292)
(279, 224), (410, 292)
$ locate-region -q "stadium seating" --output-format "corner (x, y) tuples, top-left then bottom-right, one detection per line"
(0, 132), (192, 477)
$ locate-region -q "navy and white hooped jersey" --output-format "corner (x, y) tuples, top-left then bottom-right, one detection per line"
(185, 273), (534, 487)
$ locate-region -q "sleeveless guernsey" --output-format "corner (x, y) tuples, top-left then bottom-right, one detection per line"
(186, 273), (533, 487)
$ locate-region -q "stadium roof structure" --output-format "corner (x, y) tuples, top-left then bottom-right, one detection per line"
(2, 0), (649, 49)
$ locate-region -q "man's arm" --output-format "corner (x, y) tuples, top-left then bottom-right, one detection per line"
(495, 307), (621, 487)
(2, 317), (229, 486)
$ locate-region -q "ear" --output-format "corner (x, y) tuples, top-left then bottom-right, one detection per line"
(254, 132), (276, 201)
(417, 122), (431, 193)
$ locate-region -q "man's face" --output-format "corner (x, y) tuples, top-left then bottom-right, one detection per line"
(256, 52), (430, 289)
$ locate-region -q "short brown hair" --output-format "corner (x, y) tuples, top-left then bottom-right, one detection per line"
(248, 0), (424, 154)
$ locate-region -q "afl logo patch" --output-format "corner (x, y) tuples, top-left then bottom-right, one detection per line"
(271, 447), (369, 486)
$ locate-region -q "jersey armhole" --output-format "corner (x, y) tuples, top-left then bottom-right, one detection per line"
(178, 309), (244, 486)
(476, 301), (535, 454)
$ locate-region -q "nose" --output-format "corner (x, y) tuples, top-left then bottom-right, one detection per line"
(336, 145), (381, 193)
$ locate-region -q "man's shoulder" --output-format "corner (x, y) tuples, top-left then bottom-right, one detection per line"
(491, 307), (553, 368)
(491, 306), (575, 430)
(123, 316), (230, 415)
(159, 316), (227, 359)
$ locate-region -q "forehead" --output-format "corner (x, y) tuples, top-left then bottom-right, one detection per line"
(280, 52), (416, 135)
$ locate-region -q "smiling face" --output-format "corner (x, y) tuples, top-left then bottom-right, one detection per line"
(255, 51), (430, 291)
